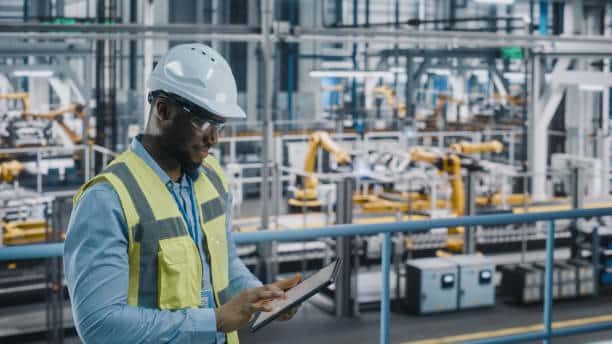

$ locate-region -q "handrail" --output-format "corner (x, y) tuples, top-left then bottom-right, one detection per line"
(0, 207), (611, 344)
(234, 207), (612, 244)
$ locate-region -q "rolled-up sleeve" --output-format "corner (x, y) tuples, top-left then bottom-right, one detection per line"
(225, 192), (262, 298)
(64, 183), (218, 344)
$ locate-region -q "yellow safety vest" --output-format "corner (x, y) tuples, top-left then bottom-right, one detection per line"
(74, 150), (239, 344)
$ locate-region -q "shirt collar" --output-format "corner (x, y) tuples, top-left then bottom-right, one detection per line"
(131, 135), (201, 187)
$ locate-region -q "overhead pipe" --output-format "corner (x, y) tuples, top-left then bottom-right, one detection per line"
(322, 16), (527, 29)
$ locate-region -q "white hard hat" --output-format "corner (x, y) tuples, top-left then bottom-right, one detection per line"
(148, 43), (246, 119)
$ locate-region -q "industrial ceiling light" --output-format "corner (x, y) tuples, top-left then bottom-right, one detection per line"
(474, 0), (515, 4)
(427, 68), (452, 76)
(12, 70), (54, 78)
(309, 70), (394, 79)
(578, 84), (606, 92)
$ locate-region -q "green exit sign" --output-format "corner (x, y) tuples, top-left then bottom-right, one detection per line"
(500, 47), (524, 60)
(52, 18), (77, 25)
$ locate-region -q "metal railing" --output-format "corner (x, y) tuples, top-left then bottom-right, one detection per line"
(1, 208), (612, 343)
(0, 144), (118, 194)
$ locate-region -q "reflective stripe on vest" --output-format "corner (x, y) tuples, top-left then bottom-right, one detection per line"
(74, 151), (239, 344)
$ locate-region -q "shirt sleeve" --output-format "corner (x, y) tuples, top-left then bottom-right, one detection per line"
(64, 183), (218, 344)
(225, 192), (262, 298)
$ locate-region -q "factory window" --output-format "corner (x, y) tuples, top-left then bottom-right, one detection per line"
(168, 0), (197, 47)
(229, 43), (247, 92)
(168, 0), (196, 24)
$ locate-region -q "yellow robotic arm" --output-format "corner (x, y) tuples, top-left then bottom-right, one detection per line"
(410, 148), (465, 216)
(303, 131), (350, 191)
(23, 103), (86, 144)
(0, 160), (24, 183)
(372, 86), (406, 118)
(289, 131), (351, 211)
(0, 92), (30, 113)
(449, 140), (503, 155)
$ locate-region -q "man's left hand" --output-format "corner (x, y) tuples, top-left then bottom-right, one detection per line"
(273, 274), (302, 321)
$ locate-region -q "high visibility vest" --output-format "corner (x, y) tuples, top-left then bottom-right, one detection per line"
(74, 150), (239, 344)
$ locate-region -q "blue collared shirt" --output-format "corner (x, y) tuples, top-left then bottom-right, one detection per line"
(64, 136), (262, 344)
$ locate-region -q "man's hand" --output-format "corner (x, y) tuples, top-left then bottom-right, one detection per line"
(272, 274), (302, 321)
(214, 284), (285, 333)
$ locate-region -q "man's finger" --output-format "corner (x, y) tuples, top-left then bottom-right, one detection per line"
(273, 274), (302, 291)
(252, 290), (282, 302)
(250, 301), (273, 313)
(248, 286), (284, 302)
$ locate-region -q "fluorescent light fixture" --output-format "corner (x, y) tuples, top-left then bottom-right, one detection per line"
(474, 0), (514, 4)
(389, 67), (406, 74)
(579, 84), (606, 92)
(12, 70), (54, 78)
(309, 70), (393, 79)
(427, 68), (451, 76)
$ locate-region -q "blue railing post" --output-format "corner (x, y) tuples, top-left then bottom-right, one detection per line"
(543, 220), (555, 344)
(380, 232), (391, 344)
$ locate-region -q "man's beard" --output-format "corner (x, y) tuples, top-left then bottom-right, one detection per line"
(175, 147), (200, 171)
(162, 137), (201, 172)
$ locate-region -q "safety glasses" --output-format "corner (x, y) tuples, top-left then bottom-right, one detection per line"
(154, 92), (226, 133)
(188, 113), (226, 133)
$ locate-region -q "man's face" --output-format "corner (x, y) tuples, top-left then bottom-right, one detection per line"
(157, 97), (221, 171)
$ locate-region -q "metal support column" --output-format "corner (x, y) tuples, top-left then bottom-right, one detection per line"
(464, 171), (477, 254)
(260, 0), (272, 231)
(350, 0), (358, 124)
(258, 0), (275, 284)
(380, 231), (391, 344)
(570, 167), (585, 259)
(46, 199), (67, 344)
(335, 177), (357, 317)
(95, 0), (118, 161)
(286, 0), (297, 127)
(543, 220), (555, 344)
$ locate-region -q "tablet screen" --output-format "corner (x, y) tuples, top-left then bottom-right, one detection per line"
(251, 260), (339, 329)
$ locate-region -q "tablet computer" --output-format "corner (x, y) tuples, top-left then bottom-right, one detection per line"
(250, 259), (342, 332)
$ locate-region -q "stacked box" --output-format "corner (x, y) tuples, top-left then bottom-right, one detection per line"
(555, 262), (577, 298)
(502, 259), (598, 304)
(532, 263), (561, 299)
(567, 259), (595, 296)
(501, 264), (542, 304)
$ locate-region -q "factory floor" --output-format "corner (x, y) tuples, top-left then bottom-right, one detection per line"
(5, 198), (612, 343)
(4, 292), (612, 344)
(239, 294), (612, 344)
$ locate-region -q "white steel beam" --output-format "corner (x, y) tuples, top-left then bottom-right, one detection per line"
(531, 58), (571, 201)
(553, 71), (612, 89)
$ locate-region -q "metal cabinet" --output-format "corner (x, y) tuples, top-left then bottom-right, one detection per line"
(405, 258), (458, 314)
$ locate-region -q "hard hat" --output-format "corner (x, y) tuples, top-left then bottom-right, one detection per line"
(148, 43), (246, 119)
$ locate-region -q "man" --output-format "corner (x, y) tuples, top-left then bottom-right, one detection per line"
(64, 43), (300, 344)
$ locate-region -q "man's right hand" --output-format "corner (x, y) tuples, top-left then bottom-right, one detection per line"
(214, 284), (285, 333)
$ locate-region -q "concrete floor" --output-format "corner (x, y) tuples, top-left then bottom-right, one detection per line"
(238, 295), (612, 344)
(4, 292), (612, 344)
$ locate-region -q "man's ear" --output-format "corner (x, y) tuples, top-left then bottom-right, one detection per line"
(155, 99), (170, 121)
